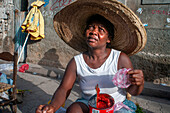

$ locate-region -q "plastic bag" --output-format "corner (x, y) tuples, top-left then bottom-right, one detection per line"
(114, 102), (133, 112)
(0, 92), (9, 100)
(19, 64), (29, 73)
(0, 72), (13, 85)
(0, 72), (8, 84)
(0, 63), (14, 71)
(112, 68), (131, 88)
(0, 72), (13, 102)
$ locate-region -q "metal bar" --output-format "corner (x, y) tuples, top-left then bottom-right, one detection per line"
(17, 33), (29, 64)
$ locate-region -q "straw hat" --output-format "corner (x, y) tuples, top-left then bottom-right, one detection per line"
(53, 0), (147, 56)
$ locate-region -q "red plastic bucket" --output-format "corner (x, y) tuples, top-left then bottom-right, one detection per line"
(88, 94), (114, 113)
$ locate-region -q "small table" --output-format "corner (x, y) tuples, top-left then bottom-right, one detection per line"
(0, 82), (14, 93)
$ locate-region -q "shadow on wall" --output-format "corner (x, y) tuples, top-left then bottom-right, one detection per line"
(38, 48), (64, 68)
(130, 55), (169, 84)
(2, 36), (15, 53)
(38, 48), (64, 77)
(0, 36), (14, 61)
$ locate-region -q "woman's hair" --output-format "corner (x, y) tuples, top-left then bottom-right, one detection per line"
(86, 14), (114, 40)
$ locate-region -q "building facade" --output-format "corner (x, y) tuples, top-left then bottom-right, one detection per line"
(0, 0), (169, 85)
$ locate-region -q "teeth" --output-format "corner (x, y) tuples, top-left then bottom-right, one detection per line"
(90, 39), (96, 41)
(88, 38), (97, 42)
(89, 37), (98, 41)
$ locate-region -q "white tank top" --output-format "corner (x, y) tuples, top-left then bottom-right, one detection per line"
(74, 49), (126, 104)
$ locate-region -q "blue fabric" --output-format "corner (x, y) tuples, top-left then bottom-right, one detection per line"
(0, 72), (8, 84)
(76, 98), (89, 106)
(55, 107), (66, 113)
(0, 72), (13, 91)
(44, 0), (49, 7)
(123, 99), (137, 112)
(114, 99), (137, 113)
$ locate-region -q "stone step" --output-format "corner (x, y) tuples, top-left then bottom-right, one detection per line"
(142, 82), (170, 99)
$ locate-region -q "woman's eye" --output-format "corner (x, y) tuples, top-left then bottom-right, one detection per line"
(88, 25), (93, 30)
(99, 28), (105, 32)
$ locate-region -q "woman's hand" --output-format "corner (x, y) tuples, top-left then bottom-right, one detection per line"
(36, 104), (55, 113)
(128, 69), (144, 86)
(126, 69), (144, 95)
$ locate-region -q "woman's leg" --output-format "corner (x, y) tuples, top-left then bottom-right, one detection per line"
(66, 102), (89, 113)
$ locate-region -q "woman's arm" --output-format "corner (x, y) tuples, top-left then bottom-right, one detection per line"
(118, 52), (144, 96)
(36, 58), (77, 113)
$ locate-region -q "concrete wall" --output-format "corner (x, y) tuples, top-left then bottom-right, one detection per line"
(1, 0), (169, 85)
(126, 0), (170, 85)
(25, 0), (79, 69)
(0, 0), (15, 54)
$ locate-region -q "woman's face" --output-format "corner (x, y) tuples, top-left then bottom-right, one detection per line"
(85, 20), (111, 49)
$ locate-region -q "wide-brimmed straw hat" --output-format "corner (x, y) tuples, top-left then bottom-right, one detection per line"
(53, 0), (147, 56)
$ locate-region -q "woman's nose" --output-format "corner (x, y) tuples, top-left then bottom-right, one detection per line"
(90, 27), (98, 35)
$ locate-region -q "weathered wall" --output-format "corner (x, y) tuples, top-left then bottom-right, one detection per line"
(126, 0), (170, 85)
(0, 0), (15, 54)
(1, 0), (169, 85)
(25, 0), (79, 68)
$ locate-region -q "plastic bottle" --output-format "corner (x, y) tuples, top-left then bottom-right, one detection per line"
(0, 63), (14, 71)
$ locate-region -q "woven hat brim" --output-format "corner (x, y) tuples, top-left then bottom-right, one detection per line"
(53, 0), (147, 56)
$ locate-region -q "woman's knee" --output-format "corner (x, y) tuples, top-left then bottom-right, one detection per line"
(66, 102), (89, 113)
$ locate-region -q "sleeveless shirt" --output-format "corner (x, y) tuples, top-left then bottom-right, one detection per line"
(74, 49), (126, 104)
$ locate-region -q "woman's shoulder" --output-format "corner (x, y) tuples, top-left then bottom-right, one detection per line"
(111, 48), (121, 53)
(74, 52), (83, 59)
(118, 52), (133, 69)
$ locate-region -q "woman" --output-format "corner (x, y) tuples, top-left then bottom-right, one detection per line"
(36, 14), (144, 113)
(36, 0), (147, 112)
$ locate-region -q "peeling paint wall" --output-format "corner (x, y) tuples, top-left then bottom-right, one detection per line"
(0, 0), (15, 54)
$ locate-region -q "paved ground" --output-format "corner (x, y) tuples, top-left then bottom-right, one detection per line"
(0, 62), (170, 113)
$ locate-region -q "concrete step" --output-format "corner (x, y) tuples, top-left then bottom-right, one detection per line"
(26, 63), (170, 100)
(142, 82), (170, 99)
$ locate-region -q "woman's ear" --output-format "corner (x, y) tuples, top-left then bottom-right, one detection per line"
(107, 40), (111, 43)
(107, 36), (112, 43)
(106, 38), (111, 48)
